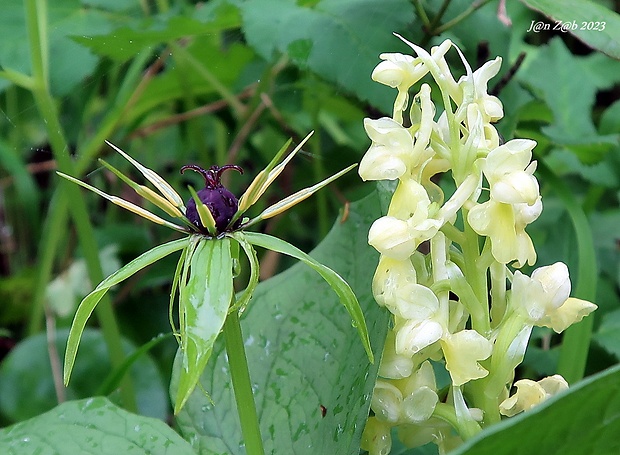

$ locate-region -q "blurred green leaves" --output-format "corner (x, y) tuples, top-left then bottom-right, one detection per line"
(240, 0), (414, 111)
(0, 0), (138, 95)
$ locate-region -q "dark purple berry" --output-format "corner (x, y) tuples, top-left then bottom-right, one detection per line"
(180, 164), (243, 234)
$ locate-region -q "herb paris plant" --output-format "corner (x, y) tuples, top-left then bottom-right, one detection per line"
(359, 37), (597, 455)
(58, 132), (372, 427)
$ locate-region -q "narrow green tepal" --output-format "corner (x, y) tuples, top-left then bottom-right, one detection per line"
(174, 237), (234, 414)
(64, 238), (189, 386)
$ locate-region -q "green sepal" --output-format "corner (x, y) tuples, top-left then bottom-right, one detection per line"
(187, 185), (217, 236)
(64, 237), (190, 386)
(174, 237), (234, 414)
(229, 232), (260, 313)
(242, 231), (374, 363)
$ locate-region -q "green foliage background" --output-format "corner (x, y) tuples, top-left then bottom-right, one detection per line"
(0, 0), (619, 454)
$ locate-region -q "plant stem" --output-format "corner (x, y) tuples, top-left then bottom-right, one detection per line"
(224, 310), (265, 455)
(24, 0), (136, 411)
(433, 0), (495, 35)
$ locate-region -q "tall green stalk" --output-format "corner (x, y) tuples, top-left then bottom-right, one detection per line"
(24, 0), (136, 410)
(223, 310), (265, 455)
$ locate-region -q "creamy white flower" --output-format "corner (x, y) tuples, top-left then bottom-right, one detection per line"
(458, 57), (504, 122)
(359, 117), (413, 181)
(361, 416), (392, 455)
(388, 283), (440, 321)
(395, 319), (444, 357)
(537, 297), (598, 333)
(387, 179), (431, 220)
(372, 380), (403, 423)
(467, 199), (537, 266)
(499, 375), (568, 416)
(379, 331), (415, 379)
(372, 53), (428, 115)
(369, 181), (442, 260)
(368, 216), (417, 260)
(401, 361), (439, 423)
(484, 139), (539, 206)
(511, 263), (571, 322)
(441, 330), (493, 386)
(372, 256), (417, 307)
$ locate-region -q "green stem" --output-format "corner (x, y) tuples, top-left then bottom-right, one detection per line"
(460, 215), (490, 334)
(433, 0), (495, 35)
(25, 0), (135, 411)
(223, 311), (265, 455)
(411, 0), (431, 30)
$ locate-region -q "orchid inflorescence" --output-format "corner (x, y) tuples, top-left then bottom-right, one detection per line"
(359, 36), (597, 454)
(59, 132), (372, 414)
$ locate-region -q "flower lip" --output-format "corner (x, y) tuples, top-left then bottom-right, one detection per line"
(181, 164), (244, 235)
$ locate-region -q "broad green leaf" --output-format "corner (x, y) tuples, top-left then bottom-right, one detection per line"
(240, 0), (415, 110)
(594, 309), (620, 359)
(96, 333), (171, 396)
(0, 397), (195, 455)
(518, 37), (617, 162)
(64, 237), (189, 385)
(543, 149), (618, 187)
(521, 0), (620, 59)
(590, 210), (620, 286)
(0, 329), (167, 423)
(174, 237), (234, 414)
(600, 100), (620, 135)
(243, 230), (373, 363)
(451, 364), (620, 455)
(174, 192), (390, 455)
